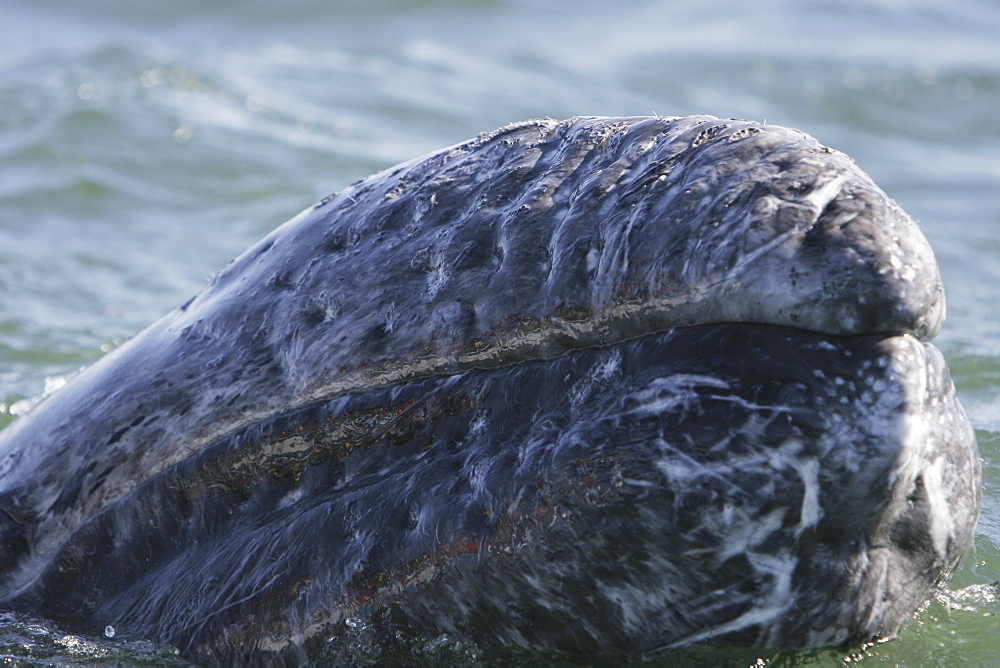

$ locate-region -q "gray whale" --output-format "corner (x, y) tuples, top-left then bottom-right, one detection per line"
(0, 116), (980, 662)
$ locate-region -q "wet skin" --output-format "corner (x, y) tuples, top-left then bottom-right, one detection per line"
(0, 116), (979, 662)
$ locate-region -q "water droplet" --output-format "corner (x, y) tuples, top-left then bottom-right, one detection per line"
(172, 124), (195, 143)
(104, 625), (115, 638)
(246, 94), (266, 113)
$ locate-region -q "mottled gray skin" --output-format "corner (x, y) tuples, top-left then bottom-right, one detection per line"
(0, 116), (978, 662)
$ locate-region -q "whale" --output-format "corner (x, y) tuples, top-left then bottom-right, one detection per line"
(0, 115), (980, 663)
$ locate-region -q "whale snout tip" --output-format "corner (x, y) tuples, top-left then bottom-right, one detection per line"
(822, 288), (944, 341)
(909, 288), (945, 341)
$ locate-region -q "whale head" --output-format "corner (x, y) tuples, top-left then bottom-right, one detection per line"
(0, 116), (975, 663)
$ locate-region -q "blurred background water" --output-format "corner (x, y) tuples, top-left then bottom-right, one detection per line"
(1, 0), (998, 664)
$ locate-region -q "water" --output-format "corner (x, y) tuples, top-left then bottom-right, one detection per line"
(1, 0), (998, 664)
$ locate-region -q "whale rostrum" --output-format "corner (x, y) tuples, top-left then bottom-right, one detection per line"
(0, 116), (978, 662)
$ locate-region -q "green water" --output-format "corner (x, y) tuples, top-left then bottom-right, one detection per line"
(2, 0), (999, 664)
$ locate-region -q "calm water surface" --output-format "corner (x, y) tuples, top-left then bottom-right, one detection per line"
(2, 0), (999, 664)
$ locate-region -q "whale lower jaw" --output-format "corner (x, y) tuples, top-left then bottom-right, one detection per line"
(3, 323), (979, 661)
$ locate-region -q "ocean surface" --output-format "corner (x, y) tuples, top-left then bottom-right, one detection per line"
(1, 0), (999, 665)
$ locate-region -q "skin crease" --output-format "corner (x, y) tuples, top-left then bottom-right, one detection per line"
(0, 116), (978, 662)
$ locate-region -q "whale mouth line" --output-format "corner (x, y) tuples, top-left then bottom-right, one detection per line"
(289, 305), (921, 411)
(189, 317), (913, 474)
(58, 320), (897, 531)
